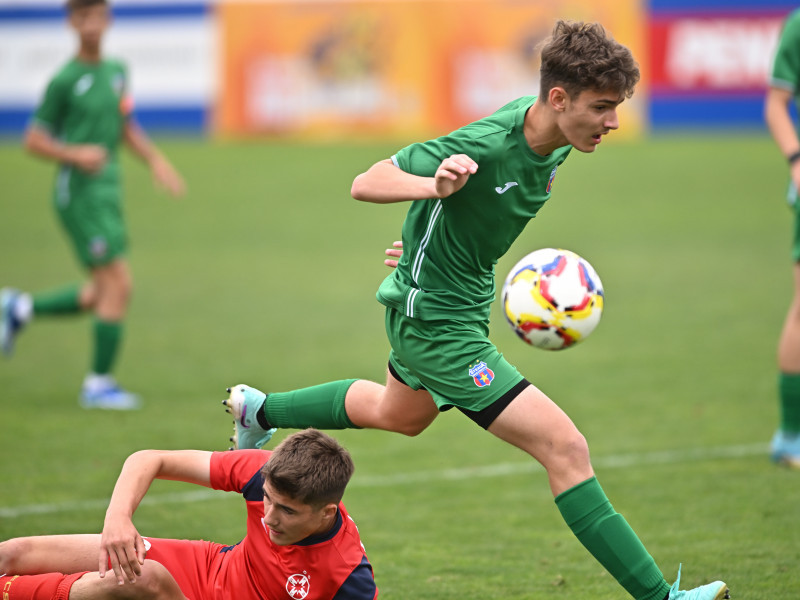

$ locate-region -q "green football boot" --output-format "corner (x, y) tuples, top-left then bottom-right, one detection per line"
(223, 384), (276, 450)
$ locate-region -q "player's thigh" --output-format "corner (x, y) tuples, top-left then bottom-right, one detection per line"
(56, 186), (127, 268)
(487, 384), (589, 467)
(141, 537), (222, 599)
(0, 534), (101, 574)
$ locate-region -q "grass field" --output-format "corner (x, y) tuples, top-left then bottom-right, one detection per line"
(0, 133), (798, 599)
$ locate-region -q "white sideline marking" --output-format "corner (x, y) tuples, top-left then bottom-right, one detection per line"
(0, 442), (769, 519)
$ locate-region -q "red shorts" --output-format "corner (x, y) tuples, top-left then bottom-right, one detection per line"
(142, 537), (227, 600)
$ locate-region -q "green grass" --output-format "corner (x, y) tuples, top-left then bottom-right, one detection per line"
(0, 133), (797, 598)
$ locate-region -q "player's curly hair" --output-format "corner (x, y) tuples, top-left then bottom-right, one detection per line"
(539, 20), (640, 100)
(66, 0), (107, 13)
(261, 428), (355, 508)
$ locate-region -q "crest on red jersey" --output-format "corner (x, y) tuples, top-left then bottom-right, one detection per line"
(286, 573), (310, 599)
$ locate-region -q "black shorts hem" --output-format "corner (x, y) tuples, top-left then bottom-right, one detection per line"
(457, 378), (531, 429)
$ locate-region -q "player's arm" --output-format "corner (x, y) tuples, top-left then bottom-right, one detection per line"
(100, 450), (212, 585)
(765, 85), (800, 191)
(23, 124), (107, 174)
(123, 119), (186, 197)
(351, 155), (478, 204)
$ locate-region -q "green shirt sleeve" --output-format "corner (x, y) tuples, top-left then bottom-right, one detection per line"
(32, 72), (69, 134)
(771, 9), (800, 92)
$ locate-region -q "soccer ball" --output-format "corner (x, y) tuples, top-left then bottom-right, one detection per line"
(501, 248), (604, 350)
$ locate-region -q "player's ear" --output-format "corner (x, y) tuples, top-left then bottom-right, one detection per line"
(321, 503), (338, 520)
(548, 86), (568, 112)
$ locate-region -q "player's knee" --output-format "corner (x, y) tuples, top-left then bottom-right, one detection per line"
(0, 537), (31, 573)
(394, 421), (428, 437)
(124, 561), (182, 600)
(552, 429), (591, 469)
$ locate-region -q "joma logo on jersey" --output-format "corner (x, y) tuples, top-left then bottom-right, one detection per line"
(468, 361), (494, 387)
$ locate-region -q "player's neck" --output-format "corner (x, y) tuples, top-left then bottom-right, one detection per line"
(76, 41), (103, 63)
(524, 100), (569, 157)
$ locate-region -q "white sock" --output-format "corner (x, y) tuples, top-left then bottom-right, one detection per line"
(13, 293), (33, 323)
(83, 373), (115, 393)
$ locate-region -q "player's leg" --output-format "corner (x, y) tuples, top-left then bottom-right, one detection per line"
(225, 371), (439, 449)
(80, 258), (139, 410)
(0, 534), (100, 574)
(487, 386), (727, 600)
(773, 259), (800, 467)
(68, 562), (187, 600)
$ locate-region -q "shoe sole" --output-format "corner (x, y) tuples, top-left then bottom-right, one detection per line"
(223, 385), (247, 450)
(774, 454), (800, 469)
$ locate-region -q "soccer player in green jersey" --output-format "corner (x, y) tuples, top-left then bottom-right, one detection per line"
(221, 21), (728, 600)
(765, 7), (800, 468)
(0, 0), (186, 409)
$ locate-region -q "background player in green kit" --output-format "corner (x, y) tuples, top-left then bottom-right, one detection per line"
(0, 0), (185, 409)
(221, 21), (729, 600)
(765, 7), (800, 467)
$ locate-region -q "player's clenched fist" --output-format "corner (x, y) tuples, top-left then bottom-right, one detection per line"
(434, 154), (478, 198)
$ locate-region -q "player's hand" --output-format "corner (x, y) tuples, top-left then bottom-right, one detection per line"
(99, 513), (147, 585)
(71, 144), (108, 174)
(791, 160), (800, 193)
(434, 154), (478, 198)
(385, 241), (403, 268)
(150, 155), (186, 198)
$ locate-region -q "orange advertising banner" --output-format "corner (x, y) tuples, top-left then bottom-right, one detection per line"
(216, 0), (644, 140)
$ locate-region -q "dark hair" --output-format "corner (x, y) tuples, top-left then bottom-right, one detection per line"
(261, 429), (355, 508)
(66, 0), (107, 13)
(539, 20), (640, 100)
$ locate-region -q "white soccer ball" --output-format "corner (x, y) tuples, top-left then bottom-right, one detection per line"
(501, 248), (604, 350)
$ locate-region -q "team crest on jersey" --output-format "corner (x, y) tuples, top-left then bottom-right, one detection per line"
(89, 236), (108, 259)
(286, 573), (310, 599)
(546, 166), (558, 193)
(468, 361), (494, 388)
(74, 74), (94, 96)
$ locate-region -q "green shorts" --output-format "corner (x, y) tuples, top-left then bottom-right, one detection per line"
(789, 181), (800, 262)
(384, 307), (527, 425)
(54, 171), (127, 268)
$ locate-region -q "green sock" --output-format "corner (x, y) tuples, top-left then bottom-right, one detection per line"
(778, 372), (800, 433)
(32, 284), (82, 315)
(556, 477), (670, 600)
(264, 379), (359, 429)
(92, 319), (122, 375)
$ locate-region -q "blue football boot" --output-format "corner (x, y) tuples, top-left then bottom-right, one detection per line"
(223, 384), (276, 450)
(770, 430), (800, 468)
(668, 565), (729, 600)
(1, 288), (26, 357)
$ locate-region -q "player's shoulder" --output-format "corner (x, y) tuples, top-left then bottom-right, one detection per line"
(783, 8), (800, 34)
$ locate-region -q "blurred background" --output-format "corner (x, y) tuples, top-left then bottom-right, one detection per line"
(0, 0), (791, 141)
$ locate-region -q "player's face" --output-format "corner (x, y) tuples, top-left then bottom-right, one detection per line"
(261, 482), (336, 546)
(558, 88), (623, 153)
(69, 4), (110, 52)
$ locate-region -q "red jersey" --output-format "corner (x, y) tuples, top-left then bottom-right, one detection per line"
(145, 450), (377, 600)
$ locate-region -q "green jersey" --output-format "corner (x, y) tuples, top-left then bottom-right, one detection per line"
(770, 8), (800, 136)
(377, 95), (572, 322)
(32, 57), (129, 189)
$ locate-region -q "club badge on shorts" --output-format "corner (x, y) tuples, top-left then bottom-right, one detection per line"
(469, 361), (494, 388)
